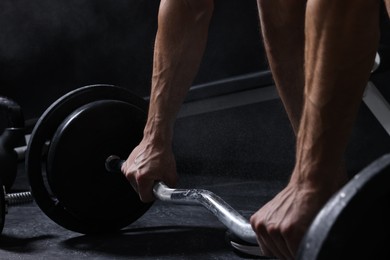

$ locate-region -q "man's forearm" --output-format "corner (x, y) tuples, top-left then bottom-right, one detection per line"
(145, 0), (214, 144)
(293, 0), (380, 187)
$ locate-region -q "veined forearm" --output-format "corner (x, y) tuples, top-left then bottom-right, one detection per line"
(294, 0), (380, 186)
(145, 0), (214, 142)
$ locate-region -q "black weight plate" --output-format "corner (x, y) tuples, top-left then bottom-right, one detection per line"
(26, 85), (153, 234)
(297, 153), (390, 260)
(47, 100), (148, 231)
(0, 180), (5, 234)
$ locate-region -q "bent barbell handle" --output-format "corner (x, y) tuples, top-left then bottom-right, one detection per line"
(105, 155), (259, 245)
(153, 182), (259, 245)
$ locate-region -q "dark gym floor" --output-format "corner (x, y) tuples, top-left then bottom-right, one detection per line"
(1, 85), (390, 259)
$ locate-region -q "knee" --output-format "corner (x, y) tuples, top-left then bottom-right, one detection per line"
(159, 0), (214, 24)
(257, 0), (306, 14)
(184, 0), (214, 21)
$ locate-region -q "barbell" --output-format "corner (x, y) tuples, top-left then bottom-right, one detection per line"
(0, 96), (25, 192)
(24, 84), (389, 258)
(25, 84), (258, 245)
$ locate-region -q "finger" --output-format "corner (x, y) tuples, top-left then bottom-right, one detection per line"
(129, 179), (139, 194)
(137, 178), (155, 203)
(257, 226), (284, 259)
(124, 169), (139, 194)
(284, 228), (304, 258)
(251, 216), (279, 258)
(269, 228), (295, 259)
(256, 234), (273, 257)
(120, 160), (127, 174)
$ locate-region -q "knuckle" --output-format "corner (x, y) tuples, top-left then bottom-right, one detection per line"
(267, 224), (279, 236)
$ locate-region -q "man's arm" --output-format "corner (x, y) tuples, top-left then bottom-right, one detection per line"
(251, 0), (380, 258)
(122, 0), (214, 202)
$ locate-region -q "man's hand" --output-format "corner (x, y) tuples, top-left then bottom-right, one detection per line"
(250, 182), (322, 259)
(250, 166), (348, 259)
(121, 139), (178, 202)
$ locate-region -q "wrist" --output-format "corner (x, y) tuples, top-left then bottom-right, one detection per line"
(143, 115), (174, 146)
(290, 162), (348, 197)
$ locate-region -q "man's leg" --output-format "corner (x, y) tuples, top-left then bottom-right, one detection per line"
(384, 0), (390, 17)
(251, 0), (380, 258)
(257, 0), (306, 134)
